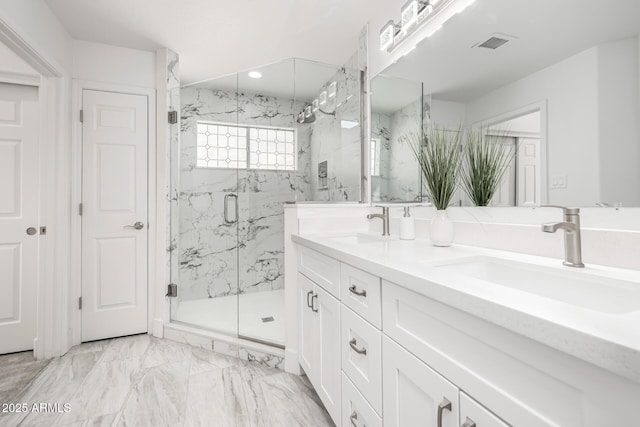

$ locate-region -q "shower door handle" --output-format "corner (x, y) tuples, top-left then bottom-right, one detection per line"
(224, 194), (238, 224)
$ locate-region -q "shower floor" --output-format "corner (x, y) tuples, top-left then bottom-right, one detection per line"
(174, 289), (285, 346)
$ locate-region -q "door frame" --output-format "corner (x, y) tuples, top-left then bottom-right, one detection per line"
(0, 16), (70, 359)
(70, 80), (157, 346)
(472, 100), (549, 205)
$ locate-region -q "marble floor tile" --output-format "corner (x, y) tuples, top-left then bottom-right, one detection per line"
(0, 351), (50, 406)
(0, 335), (332, 427)
(99, 334), (151, 362)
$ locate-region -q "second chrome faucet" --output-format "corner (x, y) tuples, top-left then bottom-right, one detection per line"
(541, 205), (585, 267)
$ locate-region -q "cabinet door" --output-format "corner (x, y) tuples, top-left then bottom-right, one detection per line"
(383, 336), (459, 427)
(460, 392), (509, 427)
(315, 285), (342, 424)
(298, 273), (317, 380)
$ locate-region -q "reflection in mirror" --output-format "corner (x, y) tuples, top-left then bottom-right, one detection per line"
(380, 0), (640, 207)
(370, 75), (425, 202)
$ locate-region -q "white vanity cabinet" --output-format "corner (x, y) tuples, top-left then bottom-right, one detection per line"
(297, 272), (341, 423)
(296, 244), (640, 427)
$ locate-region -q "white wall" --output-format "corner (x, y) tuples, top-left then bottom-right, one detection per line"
(72, 40), (156, 88)
(0, 40), (38, 76)
(0, 0), (72, 73)
(597, 37), (640, 206)
(465, 46), (601, 206)
(431, 98), (466, 128)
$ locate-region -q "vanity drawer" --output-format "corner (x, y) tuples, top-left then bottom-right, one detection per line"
(341, 305), (382, 414)
(460, 392), (510, 427)
(340, 263), (382, 328)
(382, 280), (580, 427)
(341, 372), (382, 427)
(297, 245), (340, 297)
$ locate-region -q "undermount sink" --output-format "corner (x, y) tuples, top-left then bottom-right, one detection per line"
(429, 256), (640, 315)
(326, 233), (398, 245)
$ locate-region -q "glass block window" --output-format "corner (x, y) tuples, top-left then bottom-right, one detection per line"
(197, 122), (296, 171)
(371, 138), (381, 176)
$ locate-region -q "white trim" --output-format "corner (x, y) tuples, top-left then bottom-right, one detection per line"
(472, 100), (549, 205)
(70, 80), (157, 346)
(0, 70), (40, 86)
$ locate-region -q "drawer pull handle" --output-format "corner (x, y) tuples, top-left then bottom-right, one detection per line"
(311, 294), (318, 312)
(306, 290), (313, 308)
(350, 410), (358, 426)
(437, 398), (452, 427)
(462, 417), (476, 427)
(349, 338), (367, 355)
(348, 285), (367, 297)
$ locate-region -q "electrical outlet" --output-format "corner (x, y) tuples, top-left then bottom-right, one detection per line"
(551, 175), (567, 189)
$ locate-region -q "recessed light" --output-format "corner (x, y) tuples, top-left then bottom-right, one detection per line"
(341, 120), (359, 129)
(248, 71), (262, 79)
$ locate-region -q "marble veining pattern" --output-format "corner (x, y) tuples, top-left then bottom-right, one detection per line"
(0, 335), (329, 427)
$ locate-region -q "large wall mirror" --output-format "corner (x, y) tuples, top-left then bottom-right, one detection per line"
(374, 0), (640, 207)
(370, 75), (426, 202)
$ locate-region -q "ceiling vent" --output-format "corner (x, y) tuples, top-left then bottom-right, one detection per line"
(473, 33), (516, 50)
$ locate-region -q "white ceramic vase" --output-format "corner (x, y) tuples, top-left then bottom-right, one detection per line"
(430, 209), (453, 247)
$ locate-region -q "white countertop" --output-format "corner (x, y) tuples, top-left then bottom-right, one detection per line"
(292, 232), (640, 383)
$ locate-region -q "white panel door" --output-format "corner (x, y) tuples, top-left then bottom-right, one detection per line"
(0, 83), (39, 354)
(490, 136), (517, 207)
(81, 90), (148, 342)
(383, 336), (459, 427)
(517, 138), (541, 207)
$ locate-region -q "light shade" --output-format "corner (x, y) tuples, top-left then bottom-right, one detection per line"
(248, 71), (262, 79)
(379, 20), (396, 51)
(401, 0), (420, 29)
(319, 91), (327, 106)
(312, 99), (319, 112)
(304, 106), (312, 118)
(328, 81), (337, 98)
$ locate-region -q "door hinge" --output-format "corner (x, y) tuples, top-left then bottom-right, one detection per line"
(39, 226), (46, 235)
(80, 109), (84, 123)
(166, 284), (177, 297)
(168, 110), (178, 124)
(78, 297), (82, 310)
(79, 203), (83, 216)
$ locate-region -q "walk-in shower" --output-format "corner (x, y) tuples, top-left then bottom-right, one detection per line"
(168, 57), (363, 347)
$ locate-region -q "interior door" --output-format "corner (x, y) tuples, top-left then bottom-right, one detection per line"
(0, 83), (39, 354)
(81, 89), (148, 342)
(517, 137), (541, 206)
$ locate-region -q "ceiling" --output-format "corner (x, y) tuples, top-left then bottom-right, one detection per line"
(44, 0), (385, 84)
(383, 0), (640, 102)
(190, 59), (341, 102)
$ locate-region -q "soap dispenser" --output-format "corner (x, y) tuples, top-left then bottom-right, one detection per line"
(399, 206), (415, 240)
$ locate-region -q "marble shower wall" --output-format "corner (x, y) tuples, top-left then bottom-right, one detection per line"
(305, 55), (363, 202)
(178, 86), (305, 301)
(371, 94), (432, 202)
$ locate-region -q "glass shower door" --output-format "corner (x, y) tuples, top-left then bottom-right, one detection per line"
(170, 73), (241, 337)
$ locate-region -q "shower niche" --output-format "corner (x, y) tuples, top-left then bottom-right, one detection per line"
(169, 58), (363, 347)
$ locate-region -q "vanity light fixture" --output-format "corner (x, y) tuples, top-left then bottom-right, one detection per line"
(379, 20), (400, 51)
(381, 0), (476, 52)
(248, 70), (262, 79)
(401, 0), (432, 31)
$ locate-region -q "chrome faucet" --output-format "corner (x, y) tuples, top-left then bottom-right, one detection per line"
(541, 205), (585, 267)
(367, 206), (390, 236)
